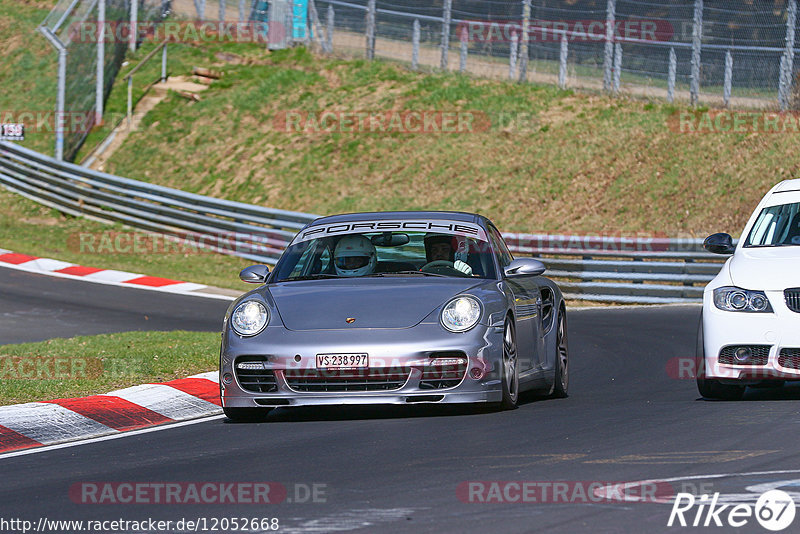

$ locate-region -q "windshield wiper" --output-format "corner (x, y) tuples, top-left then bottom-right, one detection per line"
(378, 270), (450, 277)
(285, 274), (341, 281)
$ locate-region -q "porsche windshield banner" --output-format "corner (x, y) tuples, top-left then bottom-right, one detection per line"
(294, 220), (488, 243)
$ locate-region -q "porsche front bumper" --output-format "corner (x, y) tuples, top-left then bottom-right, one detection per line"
(220, 322), (505, 407)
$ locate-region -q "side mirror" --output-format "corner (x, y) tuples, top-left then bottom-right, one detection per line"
(504, 258), (546, 277)
(703, 233), (735, 255)
(239, 265), (270, 284)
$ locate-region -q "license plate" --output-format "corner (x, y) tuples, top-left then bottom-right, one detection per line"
(316, 353), (369, 369)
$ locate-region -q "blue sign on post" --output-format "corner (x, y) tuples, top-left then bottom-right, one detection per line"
(292, 0), (309, 41)
(251, 1), (308, 47)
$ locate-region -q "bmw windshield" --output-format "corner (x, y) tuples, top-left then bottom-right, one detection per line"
(272, 221), (499, 281)
(744, 202), (800, 247)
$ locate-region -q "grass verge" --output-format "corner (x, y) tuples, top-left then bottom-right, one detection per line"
(0, 331), (220, 406)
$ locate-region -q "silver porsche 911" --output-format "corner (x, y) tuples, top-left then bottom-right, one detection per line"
(219, 211), (569, 421)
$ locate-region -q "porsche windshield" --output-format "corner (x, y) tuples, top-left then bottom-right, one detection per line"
(744, 202), (800, 247)
(273, 231), (498, 281)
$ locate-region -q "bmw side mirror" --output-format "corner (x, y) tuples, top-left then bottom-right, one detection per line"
(239, 265), (270, 284)
(504, 258), (546, 277)
(703, 233), (735, 255)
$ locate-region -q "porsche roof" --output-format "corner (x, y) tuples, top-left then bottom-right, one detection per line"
(307, 211), (490, 227)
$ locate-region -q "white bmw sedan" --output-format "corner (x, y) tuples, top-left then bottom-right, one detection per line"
(698, 179), (800, 400)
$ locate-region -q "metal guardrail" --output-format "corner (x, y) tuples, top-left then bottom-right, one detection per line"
(0, 141), (725, 303)
(0, 142), (315, 264)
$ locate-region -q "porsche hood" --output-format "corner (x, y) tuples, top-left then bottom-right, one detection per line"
(267, 278), (484, 330)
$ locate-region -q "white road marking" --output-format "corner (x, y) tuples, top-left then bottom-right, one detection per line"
(277, 508), (417, 534)
(0, 415), (226, 461)
(594, 469), (800, 505)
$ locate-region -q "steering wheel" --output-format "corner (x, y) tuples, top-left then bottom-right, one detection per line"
(420, 260), (469, 276)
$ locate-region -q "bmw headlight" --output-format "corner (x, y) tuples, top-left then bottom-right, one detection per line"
(441, 296), (482, 332)
(231, 300), (270, 336)
(713, 287), (773, 313)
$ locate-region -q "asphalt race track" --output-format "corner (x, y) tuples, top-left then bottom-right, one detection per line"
(3, 271), (800, 533)
(0, 269), (229, 344)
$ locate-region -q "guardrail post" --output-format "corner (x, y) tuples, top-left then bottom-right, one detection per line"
(509, 32), (518, 80)
(667, 47), (676, 103)
(194, 0), (206, 21)
(779, 0), (797, 110)
(558, 31), (568, 89)
(723, 50), (732, 107)
(459, 24), (467, 73)
(603, 0), (615, 92)
(441, 0), (452, 70)
(130, 0), (138, 52)
(127, 75), (133, 130)
(519, 0), (530, 82)
(412, 19), (420, 70)
(690, 0), (703, 106)
(613, 42), (622, 94)
(161, 42), (168, 83)
(326, 5), (334, 53)
(56, 47), (67, 160)
(95, 0), (106, 126)
(365, 0), (375, 60)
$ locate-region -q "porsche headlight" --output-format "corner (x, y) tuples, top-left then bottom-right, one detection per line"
(713, 287), (773, 313)
(231, 300), (269, 336)
(441, 296), (482, 332)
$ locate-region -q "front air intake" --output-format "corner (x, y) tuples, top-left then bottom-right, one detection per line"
(718, 345), (770, 365)
(785, 289), (800, 313)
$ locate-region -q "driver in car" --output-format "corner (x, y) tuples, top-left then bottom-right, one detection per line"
(423, 234), (473, 276)
(333, 235), (377, 277)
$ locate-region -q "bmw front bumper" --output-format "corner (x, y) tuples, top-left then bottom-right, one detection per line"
(703, 289), (800, 382)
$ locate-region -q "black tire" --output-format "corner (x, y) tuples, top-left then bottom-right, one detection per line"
(550, 309), (569, 398)
(500, 319), (520, 410)
(696, 378), (746, 400)
(223, 406), (272, 422)
(696, 318), (745, 401)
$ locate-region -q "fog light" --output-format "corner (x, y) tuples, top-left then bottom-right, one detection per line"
(470, 367), (483, 379)
(222, 372), (233, 384)
(734, 347), (752, 362)
(430, 358), (467, 366)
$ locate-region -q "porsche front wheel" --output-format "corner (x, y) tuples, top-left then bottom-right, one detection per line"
(500, 320), (519, 410)
(550, 309), (569, 398)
